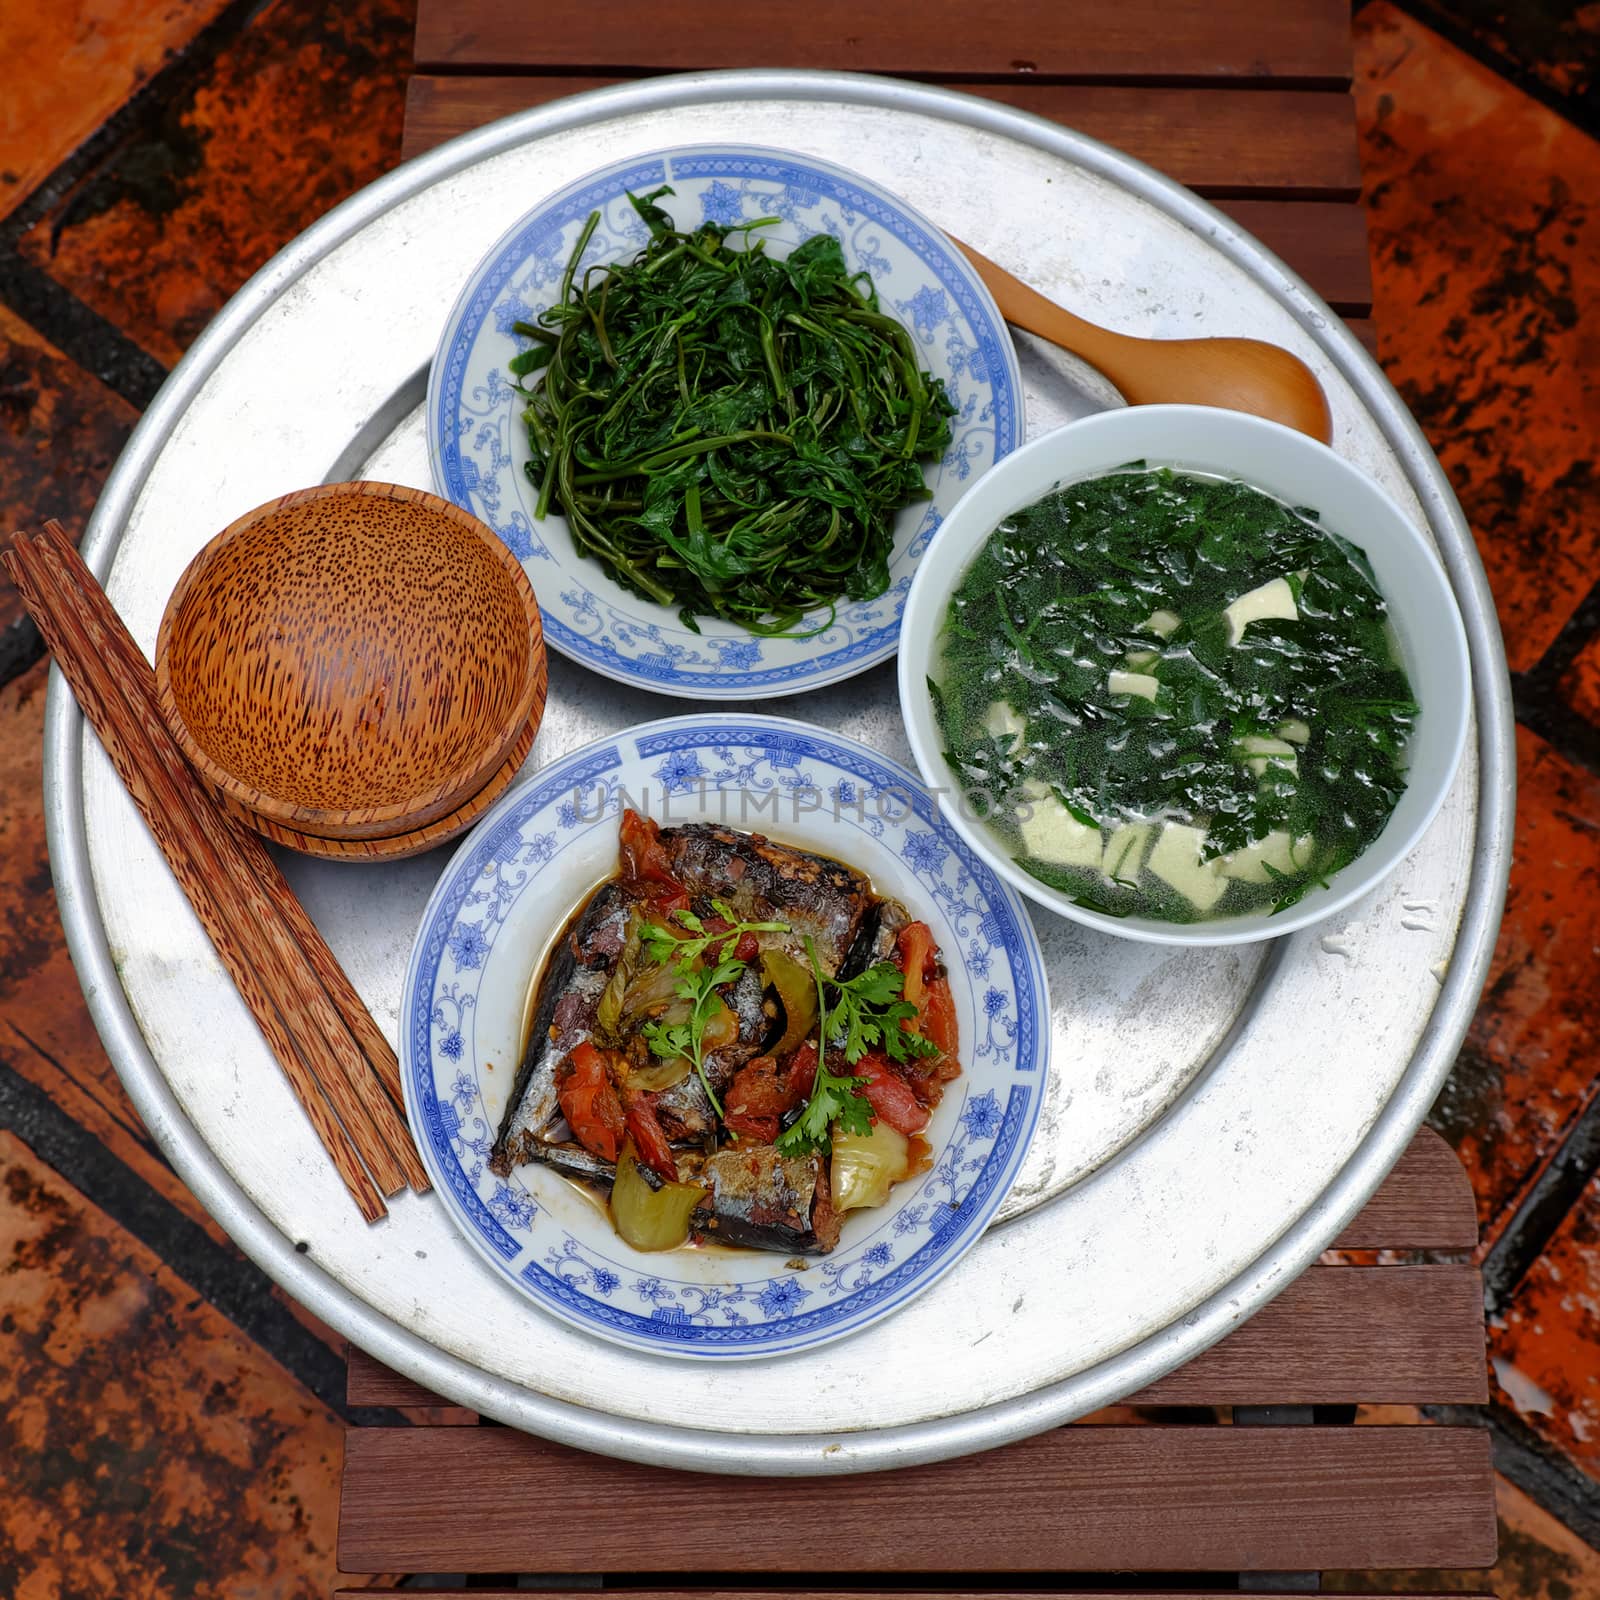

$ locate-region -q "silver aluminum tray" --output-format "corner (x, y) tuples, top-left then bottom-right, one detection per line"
(45, 71), (1513, 1475)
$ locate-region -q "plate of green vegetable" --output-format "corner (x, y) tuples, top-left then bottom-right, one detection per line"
(428, 145), (1022, 699)
(899, 405), (1472, 945)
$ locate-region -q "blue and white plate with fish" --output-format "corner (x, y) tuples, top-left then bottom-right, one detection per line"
(427, 144), (1023, 700)
(400, 715), (1050, 1359)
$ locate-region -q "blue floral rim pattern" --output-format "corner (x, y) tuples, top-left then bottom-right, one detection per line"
(400, 716), (1050, 1359)
(426, 147), (1023, 698)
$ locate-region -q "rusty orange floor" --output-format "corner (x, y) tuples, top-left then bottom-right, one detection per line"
(3, 1), (1600, 1595)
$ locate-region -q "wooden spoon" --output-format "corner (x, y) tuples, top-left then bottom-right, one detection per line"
(955, 238), (1333, 444)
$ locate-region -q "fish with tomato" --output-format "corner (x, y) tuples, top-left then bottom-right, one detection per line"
(488, 811), (961, 1254)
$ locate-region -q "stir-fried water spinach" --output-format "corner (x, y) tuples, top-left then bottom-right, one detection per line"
(512, 187), (957, 634)
(934, 466), (1418, 921)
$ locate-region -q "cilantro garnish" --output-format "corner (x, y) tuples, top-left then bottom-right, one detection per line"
(637, 905), (938, 1154)
(826, 959), (941, 1067)
(775, 1060), (873, 1158)
(775, 935), (938, 1158)
(639, 901), (791, 968)
(637, 902), (789, 1123)
(640, 952), (746, 1120)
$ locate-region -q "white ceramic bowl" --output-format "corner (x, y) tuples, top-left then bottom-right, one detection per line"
(897, 405), (1472, 946)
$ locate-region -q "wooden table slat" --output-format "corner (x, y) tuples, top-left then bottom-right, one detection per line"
(348, 1347), (463, 1409)
(1131, 1263), (1486, 1403)
(338, 1591), (1493, 1599)
(402, 77), (1362, 200)
(1331, 1126), (1478, 1249)
(348, 1261), (1485, 1411)
(1209, 198), (1372, 313)
(399, 79), (1370, 312)
(339, 1424), (1495, 1573)
(414, 0), (1354, 86)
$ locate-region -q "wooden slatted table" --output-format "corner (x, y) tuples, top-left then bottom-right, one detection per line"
(335, 9), (1490, 1591)
(337, 1129), (1494, 1591)
(401, 0), (1375, 342)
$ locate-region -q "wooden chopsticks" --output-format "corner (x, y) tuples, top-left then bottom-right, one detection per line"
(3, 521), (429, 1221)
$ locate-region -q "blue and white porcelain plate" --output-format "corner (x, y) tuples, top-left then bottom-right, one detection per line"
(427, 146), (1023, 700)
(400, 715), (1050, 1359)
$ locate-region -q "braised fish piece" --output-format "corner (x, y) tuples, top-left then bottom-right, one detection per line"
(838, 896), (907, 981)
(488, 809), (959, 1257)
(698, 1145), (842, 1255)
(518, 1139), (620, 1188)
(660, 822), (873, 969)
(490, 882), (629, 1176)
(518, 1138), (840, 1255)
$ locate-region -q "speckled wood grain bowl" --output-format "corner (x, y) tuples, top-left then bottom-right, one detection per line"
(898, 405), (1472, 948)
(399, 714), (1050, 1360)
(154, 481), (546, 849)
(426, 143), (1023, 701)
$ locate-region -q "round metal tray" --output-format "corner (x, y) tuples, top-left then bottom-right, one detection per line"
(44, 71), (1513, 1476)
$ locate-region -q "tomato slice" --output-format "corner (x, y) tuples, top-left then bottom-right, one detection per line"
(896, 921), (958, 1068)
(896, 921), (937, 1013)
(696, 915), (758, 966)
(722, 1110), (782, 1143)
(623, 1092), (679, 1184)
(618, 808), (685, 897)
(855, 1053), (930, 1137)
(784, 1040), (820, 1102)
(558, 1041), (626, 1162)
(724, 1053), (804, 1145)
(921, 975), (959, 1061)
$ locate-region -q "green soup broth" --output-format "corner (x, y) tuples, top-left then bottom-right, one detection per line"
(931, 464), (1418, 923)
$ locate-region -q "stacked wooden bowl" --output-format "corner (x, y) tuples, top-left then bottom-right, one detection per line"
(155, 481), (546, 860)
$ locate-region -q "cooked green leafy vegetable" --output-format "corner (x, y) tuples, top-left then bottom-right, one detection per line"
(514, 186), (956, 634)
(934, 466), (1417, 921)
(640, 952), (745, 1121)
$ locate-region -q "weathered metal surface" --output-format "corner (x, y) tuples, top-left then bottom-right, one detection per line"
(45, 72), (1512, 1474)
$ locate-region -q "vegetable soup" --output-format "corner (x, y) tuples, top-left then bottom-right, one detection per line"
(932, 465), (1417, 922)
